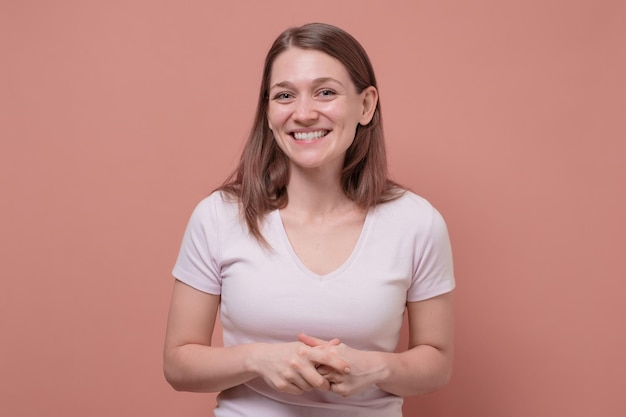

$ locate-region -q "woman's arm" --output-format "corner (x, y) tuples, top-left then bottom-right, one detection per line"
(163, 279), (351, 394)
(376, 291), (454, 396)
(300, 291), (454, 397)
(163, 279), (251, 392)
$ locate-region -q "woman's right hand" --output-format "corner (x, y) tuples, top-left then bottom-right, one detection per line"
(249, 340), (351, 395)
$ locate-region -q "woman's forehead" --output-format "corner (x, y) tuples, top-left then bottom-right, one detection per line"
(269, 48), (351, 85)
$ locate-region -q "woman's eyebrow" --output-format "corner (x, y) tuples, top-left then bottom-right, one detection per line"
(269, 81), (293, 90)
(269, 77), (344, 91)
(312, 77), (344, 87)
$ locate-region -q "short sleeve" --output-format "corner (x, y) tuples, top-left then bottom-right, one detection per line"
(171, 196), (222, 295)
(407, 207), (455, 302)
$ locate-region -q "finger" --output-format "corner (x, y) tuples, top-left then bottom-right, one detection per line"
(316, 365), (332, 376)
(298, 333), (334, 347)
(286, 346), (335, 391)
(321, 371), (341, 384)
(284, 358), (331, 392)
(291, 376), (317, 393)
(328, 338), (341, 346)
(299, 366), (332, 391)
(272, 378), (305, 395)
(306, 348), (351, 374)
(329, 381), (350, 397)
(275, 371), (317, 394)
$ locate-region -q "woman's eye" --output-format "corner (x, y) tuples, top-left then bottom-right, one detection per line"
(318, 89), (336, 97)
(273, 92), (293, 101)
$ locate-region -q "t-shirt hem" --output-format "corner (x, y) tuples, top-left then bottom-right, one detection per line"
(172, 267), (222, 295)
(407, 282), (455, 303)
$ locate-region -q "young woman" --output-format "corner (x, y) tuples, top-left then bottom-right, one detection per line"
(164, 22), (455, 416)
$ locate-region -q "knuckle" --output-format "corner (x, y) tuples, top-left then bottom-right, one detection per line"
(332, 384), (349, 397)
(275, 381), (290, 392)
(338, 388), (350, 397)
(311, 377), (324, 388)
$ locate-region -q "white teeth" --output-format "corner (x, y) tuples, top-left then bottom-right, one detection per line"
(293, 130), (328, 141)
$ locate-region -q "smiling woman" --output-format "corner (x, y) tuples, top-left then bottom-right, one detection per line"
(267, 48), (378, 174)
(163, 22), (455, 417)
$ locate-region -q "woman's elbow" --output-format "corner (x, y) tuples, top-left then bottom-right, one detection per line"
(433, 365), (453, 392)
(163, 349), (190, 392)
(163, 361), (184, 391)
(423, 358), (453, 394)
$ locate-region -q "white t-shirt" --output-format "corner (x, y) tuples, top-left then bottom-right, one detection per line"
(173, 190), (455, 416)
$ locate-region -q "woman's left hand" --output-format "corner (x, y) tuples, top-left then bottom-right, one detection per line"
(298, 333), (387, 397)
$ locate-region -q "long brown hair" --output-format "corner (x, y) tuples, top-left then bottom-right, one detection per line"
(219, 23), (402, 243)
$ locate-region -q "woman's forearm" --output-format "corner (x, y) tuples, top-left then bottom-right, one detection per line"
(374, 344), (453, 397)
(164, 343), (259, 393)
(164, 340), (351, 394)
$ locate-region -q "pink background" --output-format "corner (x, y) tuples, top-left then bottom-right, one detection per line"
(2, 1), (625, 416)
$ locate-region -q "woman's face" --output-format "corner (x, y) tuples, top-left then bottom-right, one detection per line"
(267, 47), (377, 174)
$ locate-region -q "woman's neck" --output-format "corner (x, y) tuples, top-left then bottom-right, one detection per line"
(284, 166), (355, 219)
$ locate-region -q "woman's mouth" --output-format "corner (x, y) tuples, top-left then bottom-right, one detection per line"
(292, 130), (329, 141)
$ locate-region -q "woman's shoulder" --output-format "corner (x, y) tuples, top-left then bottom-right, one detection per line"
(374, 189), (448, 230)
(190, 190), (241, 220)
(196, 189), (238, 206)
(372, 190), (450, 244)
(378, 189), (437, 214)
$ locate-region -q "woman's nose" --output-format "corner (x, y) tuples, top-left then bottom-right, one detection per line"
(292, 96), (319, 122)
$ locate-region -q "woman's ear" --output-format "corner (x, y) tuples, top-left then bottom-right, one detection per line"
(359, 86), (378, 125)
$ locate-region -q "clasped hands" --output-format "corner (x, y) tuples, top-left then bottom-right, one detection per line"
(256, 332), (383, 397)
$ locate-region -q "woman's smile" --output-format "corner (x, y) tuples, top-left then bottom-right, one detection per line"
(292, 130), (330, 141)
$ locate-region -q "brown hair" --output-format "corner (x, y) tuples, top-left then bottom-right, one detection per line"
(219, 22), (402, 243)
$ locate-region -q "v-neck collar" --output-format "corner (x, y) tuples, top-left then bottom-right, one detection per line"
(271, 207), (374, 280)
